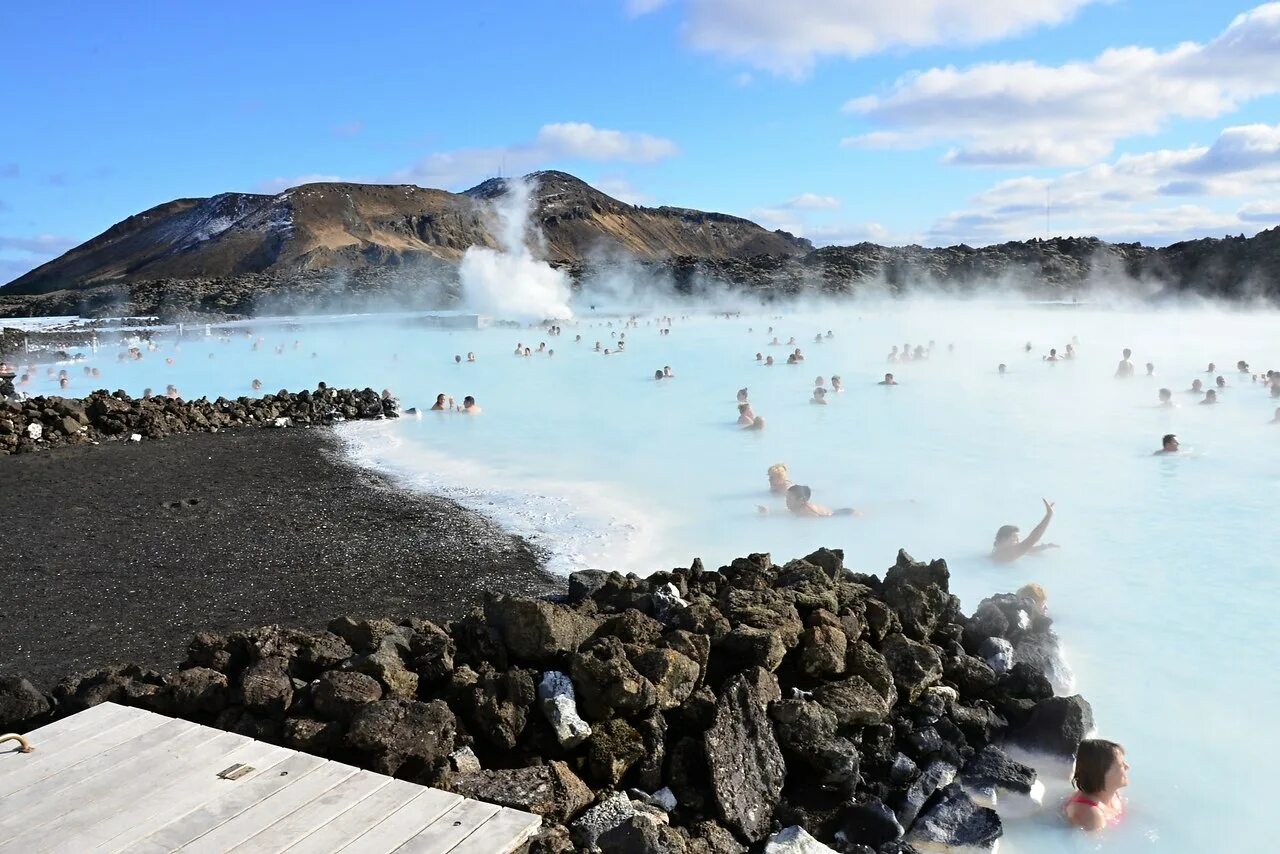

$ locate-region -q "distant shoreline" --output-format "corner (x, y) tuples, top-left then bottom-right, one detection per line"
(0, 427), (559, 687)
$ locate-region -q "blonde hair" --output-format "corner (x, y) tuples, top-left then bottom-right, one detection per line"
(767, 464), (788, 479)
(1017, 583), (1047, 608)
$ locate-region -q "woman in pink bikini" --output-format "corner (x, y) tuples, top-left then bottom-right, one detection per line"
(1064, 739), (1128, 831)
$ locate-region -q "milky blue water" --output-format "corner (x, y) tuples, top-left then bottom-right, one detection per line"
(10, 299), (1280, 852)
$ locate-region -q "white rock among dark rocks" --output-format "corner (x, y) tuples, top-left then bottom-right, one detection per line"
(571, 791), (636, 850)
(898, 759), (957, 828)
(538, 670), (592, 748)
(763, 826), (838, 853)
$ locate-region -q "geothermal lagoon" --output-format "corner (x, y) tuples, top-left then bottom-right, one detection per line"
(11, 298), (1279, 852)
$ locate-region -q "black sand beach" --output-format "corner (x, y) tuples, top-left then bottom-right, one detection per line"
(0, 427), (558, 687)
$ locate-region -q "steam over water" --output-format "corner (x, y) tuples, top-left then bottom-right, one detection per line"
(14, 298), (1280, 852)
(458, 178), (574, 322)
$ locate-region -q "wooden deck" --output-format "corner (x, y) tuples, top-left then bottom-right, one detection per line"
(0, 702), (540, 853)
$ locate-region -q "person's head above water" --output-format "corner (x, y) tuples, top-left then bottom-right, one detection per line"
(1161, 433), (1179, 452)
(1203, 389), (1217, 403)
(998, 363), (1007, 374)
(1146, 362), (1155, 375)
(1191, 379), (1203, 391)
(1158, 388), (1172, 403)
(767, 464), (789, 492)
(655, 370), (664, 380)
(1072, 739), (1128, 798)
(785, 484), (812, 511)
(737, 387), (749, 401)
(1122, 348), (1132, 359)
(993, 524), (1020, 548)
(1216, 375), (1227, 388)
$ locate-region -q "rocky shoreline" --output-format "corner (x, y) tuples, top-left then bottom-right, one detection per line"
(0, 385), (398, 454)
(1, 548), (1092, 853)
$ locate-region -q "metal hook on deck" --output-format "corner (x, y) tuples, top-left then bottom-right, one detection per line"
(0, 734), (34, 753)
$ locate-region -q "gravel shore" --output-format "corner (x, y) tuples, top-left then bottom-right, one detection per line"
(0, 427), (559, 687)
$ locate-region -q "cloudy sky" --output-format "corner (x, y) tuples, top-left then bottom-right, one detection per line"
(2, 0), (1278, 283)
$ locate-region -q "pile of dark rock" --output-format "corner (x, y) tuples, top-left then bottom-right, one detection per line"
(0, 386), (398, 454)
(0, 549), (1092, 852)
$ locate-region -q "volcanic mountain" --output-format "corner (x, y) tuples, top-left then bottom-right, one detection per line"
(3, 171), (810, 296)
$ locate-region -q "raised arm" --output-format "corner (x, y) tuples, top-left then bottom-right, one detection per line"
(1015, 499), (1055, 557)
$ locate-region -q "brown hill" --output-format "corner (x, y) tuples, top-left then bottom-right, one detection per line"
(4, 171), (810, 296)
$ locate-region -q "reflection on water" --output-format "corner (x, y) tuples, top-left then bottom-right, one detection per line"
(12, 299), (1280, 852)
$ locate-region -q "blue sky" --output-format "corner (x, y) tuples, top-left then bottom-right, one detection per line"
(2, 0), (1278, 283)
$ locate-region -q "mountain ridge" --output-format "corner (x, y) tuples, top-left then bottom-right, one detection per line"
(2, 171), (1278, 317)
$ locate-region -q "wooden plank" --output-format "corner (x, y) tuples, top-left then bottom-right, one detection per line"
(446, 807), (542, 854)
(172, 760), (360, 853)
(333, 788), (463, 853)
(0, 725), (232, 850)
(393, 799), (501, 854)
(123, 751), (329, 854)
(282, 779), (425, 854)
(30, 730), (262, 854)
(227, 770), (391, 852)
(0, 712), (179, 800)
(80, 741), (295, 853)
(0, 703), (143, 764)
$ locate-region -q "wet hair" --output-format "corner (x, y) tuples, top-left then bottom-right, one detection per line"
(463, 396), (476, 406)
(1162, 433), (1177, 447)
(767, 464), (788, 479)
(993, 524), (1019, 547)
(1072, 739), (1124, 795)
(738, 403), (750, 413)
(787, 484), (812, 503)
(655, 370), (664, 380)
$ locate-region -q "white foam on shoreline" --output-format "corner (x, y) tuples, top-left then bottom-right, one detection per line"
(336, 419), (668, 577)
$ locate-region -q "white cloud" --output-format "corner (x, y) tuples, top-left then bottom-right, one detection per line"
(389, 122), (679, 188)
(631, 0), (1101, 75)
(787, 193), (840, 209)
(258, 123), (679, 193)
(925, 122), (1280, 245)
(847, 3), (1280, 165)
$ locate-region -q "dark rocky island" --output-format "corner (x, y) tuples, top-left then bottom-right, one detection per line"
(1, 547), (1092, 852)
(1, 170), (1276, 319)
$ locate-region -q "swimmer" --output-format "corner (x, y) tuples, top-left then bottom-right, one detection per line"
(1237, 360), (1250, 373)
(1157, 388), (1173, 407)
(1064, 344), (1075, 359)
(831, 376), (843, 392)
(879, 373), (898, 385)
(1205, 362), (1216, 373)
(663, 366), (674, 378)
(1045, 348), (1059, 362)
(1145, 362), (1155, 376)
(461, 395), (481, 414)
(1025, 342), (1033, 353)
(743, 415), (765, 431)
(787, 337), (796, 346)
(792, 348), (804, 362)
(1215, 375), (1227, 389)
(814, 376), (825, 389)
(166, 384), (180, 400)
(59, 376), (69, 389)
(781, 484), (858, 517)
(1201, 389), (1218, 405)
(467, 352), (476, 362)
(764, 356), (775, 367)
(770, 337), (781, 346)
(1154, 433), (1179, 455)
(991, 499), (1058, 563)
(755, 353), (763, 362)
(251, 379), (263, 391)
(455, 355), (462, 364)
(1115, 349), (1134, 378)
(767, 464), (791, 494)
(1064, 739), (1128, 832)
(888, 346), (899, 363)
(998, 364), (1007, 375)
(523, 348), (531, 357)
(1187, 379), (1203, 394)
(430, 394), (447, 411)
(737, 388), (749, 403)
(737, 403), (756, 425)
(826, 330), (834, 339)
(655, 370), (664, 381)
(810, 387), (828, 405)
